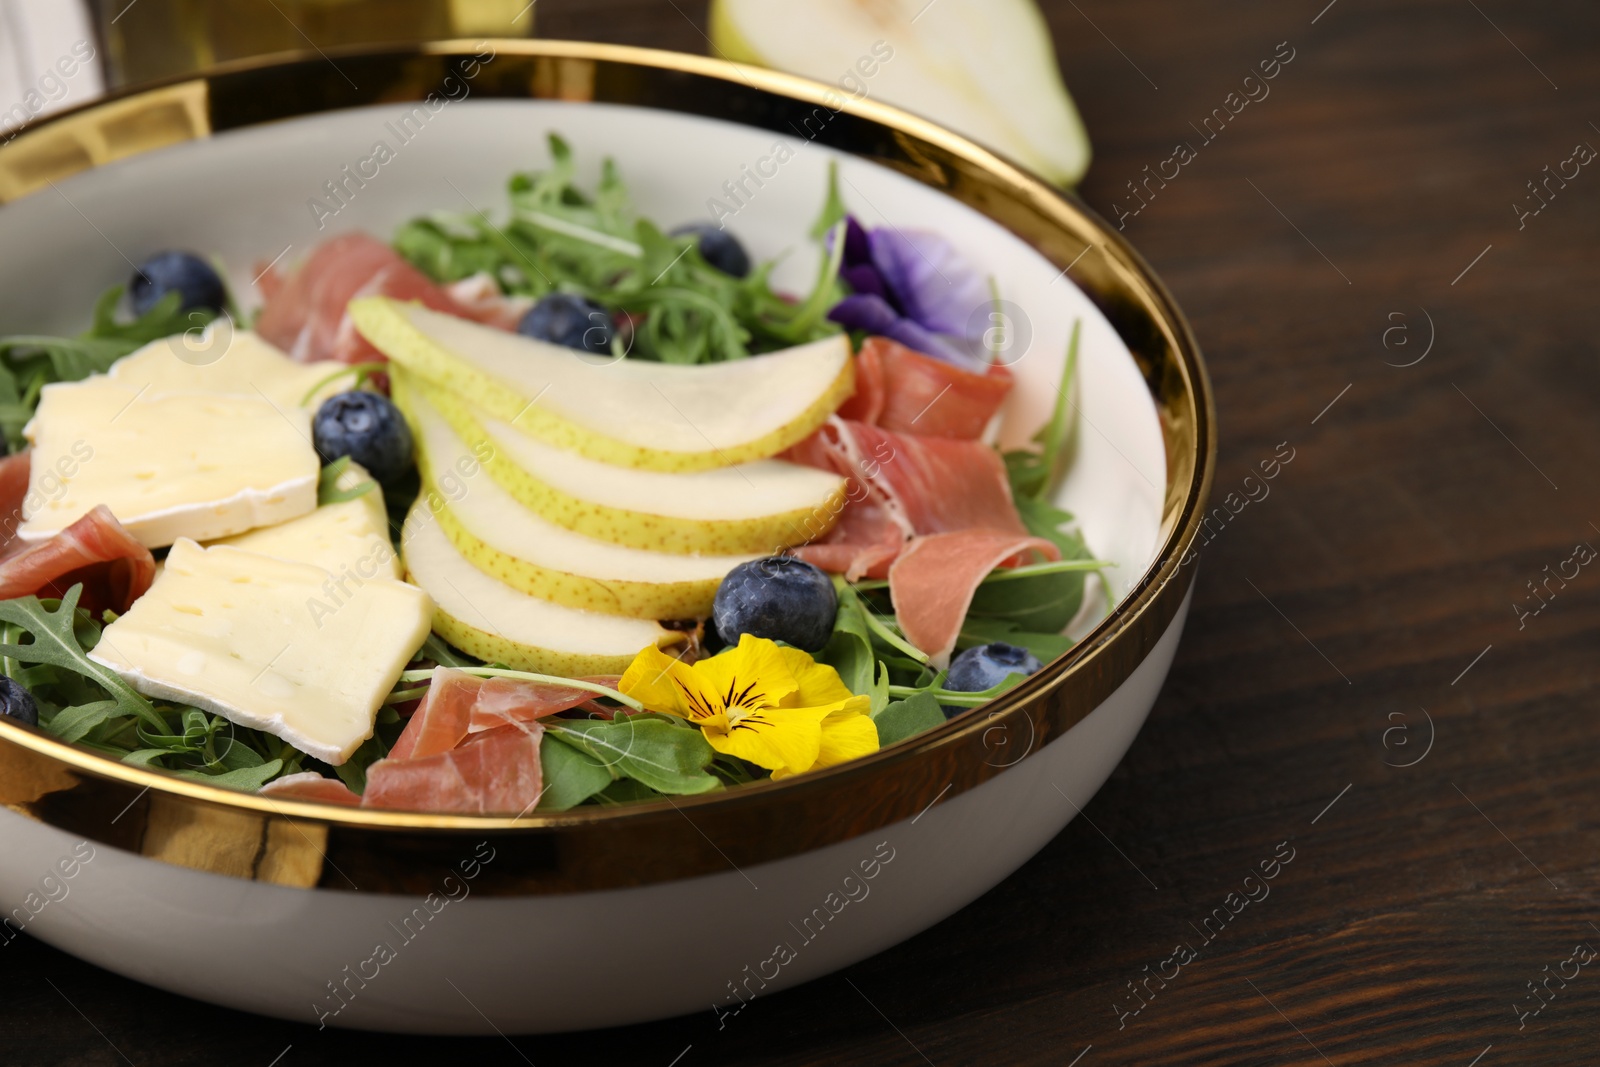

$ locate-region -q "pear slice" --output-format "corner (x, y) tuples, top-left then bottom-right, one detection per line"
(710, 0), (1092, 186)
(401, 502), (687, 675)
(394, 372), (845, 556)
(408, 387), (757, 619)
(350, 296), (854, 472)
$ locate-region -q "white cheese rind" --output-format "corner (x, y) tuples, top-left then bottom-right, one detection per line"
(88, 540), (433, 765)
(19, 377), (319, 548)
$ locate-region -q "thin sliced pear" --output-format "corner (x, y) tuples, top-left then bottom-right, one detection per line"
(395, 372), (845, 556)
(401, 502), (686, 675)
(711, 0), (1091, 186)
(409, 387), (757, 619)
(350, 296), (854, 472)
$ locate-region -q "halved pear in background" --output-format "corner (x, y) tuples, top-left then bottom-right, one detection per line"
(711, 0), (1092, 186)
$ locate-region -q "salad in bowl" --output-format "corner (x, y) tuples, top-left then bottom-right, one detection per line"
(0, 137), (1104, 817)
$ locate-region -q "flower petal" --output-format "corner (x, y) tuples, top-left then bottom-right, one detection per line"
(843, 215), (874, 268)
(827, 294), (985, 370)
(827, 292), (900, 334)
(774, 646), (858, 708)
(618, 645), (702, 720)
(705, 705), (831, 776)
(693, 634), (800, 715)
(867, 227), (991, 342)
(841, 263), (892, 304)
(800, 705), (879, 776)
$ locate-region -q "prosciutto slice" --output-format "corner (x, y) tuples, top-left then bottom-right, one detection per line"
(889, 529), (1061, 667)
(787, 418), (1026, 580)
(0, 451), (29, 552)
(444, 273), (533, 332)
(468, 675), (614, 734)
(0, 502), (156, 614)
(362, 722), (545, 815)
(259, 771), (362, 807)
(390, 667), (607, 763)
(389, 666), (476, 760)
(840, 337), (1013, 440)
(255, 233), (513, 364)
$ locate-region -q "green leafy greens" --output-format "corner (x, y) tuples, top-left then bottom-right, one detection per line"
(393, 134), (846, 365)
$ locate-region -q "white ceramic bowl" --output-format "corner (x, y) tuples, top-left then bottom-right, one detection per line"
(0, 41), (1213, 1033)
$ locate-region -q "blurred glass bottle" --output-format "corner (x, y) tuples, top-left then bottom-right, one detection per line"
(93, 0), (533, 88)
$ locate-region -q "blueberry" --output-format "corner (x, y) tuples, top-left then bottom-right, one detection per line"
(312, 391), (414, 487)
(945, 642), (1042, 703)
(712, 558), (837, 653)
(129, 251), (227, 317)
(0, 677), (39, 728)
(671, 224), (751, 279)
(518, 293), (614, 355)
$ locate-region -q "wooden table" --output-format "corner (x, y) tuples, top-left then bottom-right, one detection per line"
(9, 1), (1600, 1063)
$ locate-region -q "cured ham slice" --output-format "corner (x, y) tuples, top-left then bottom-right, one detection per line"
(363, 722), (545, 815)
(0, 451), (31, 555)
(259, 771), (362, 806)
(0, 503), (156, 614)
(390, 667), (607, 762)
(889, 529), (1061, 667)
(444, 273), (533, 332)
(468, 675), (614, 734)
(787, 418), (1026, 580)
(254, 233), (513, 364)
(840, 337), (1013, 440)
(389, 666), (476, 760)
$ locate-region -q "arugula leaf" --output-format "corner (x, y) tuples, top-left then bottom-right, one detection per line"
(594, 778), (668, 805)
(964, 496), (1100, 634)
(46, 700), (125, 744)
(537, 734), (614, 810)
(809, 161), (849, 242)
(171, 760), (284, 791)
(873, 690), (946, 747)
(1004, 319), (1080, 501)
(0, 588), (166, 733)
(955, 618), (1076, 662)
(819, 580), (891, 714)
(546, 717), (719, 795)
(332, 735), (388, 794)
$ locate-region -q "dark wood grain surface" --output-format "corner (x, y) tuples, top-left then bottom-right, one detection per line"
(9, 0), (1600, 1063)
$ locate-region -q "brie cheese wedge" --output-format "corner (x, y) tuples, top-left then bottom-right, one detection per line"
(211, 463), (398, 579)
(106, 328), (345, 409)
(19, 376), (319, 548)
(89, 539), (433, 765)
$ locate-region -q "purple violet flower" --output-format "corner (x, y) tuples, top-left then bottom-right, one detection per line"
(828, 215), (993, 368)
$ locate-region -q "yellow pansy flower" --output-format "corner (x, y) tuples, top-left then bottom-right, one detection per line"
(619, 634), (879, 779)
